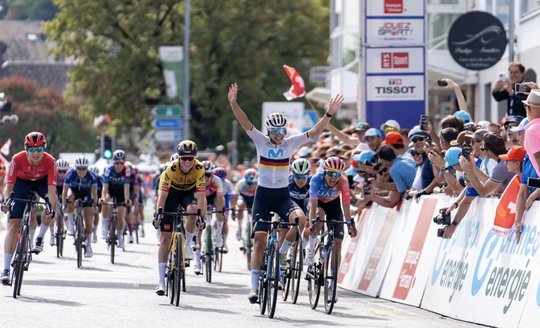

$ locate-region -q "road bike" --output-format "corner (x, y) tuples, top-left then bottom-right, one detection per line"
(237, 208), (253, 271)
(306, 218), (352, 314)
(281, 217), (303, 304)
(6, 192), (51, 298)
(102, 200), (122, 264)
(70, 198), (86, 268)
(254, 214), (296, 319)
(158, 206), (200, 306)
(54, 202), (66, 258)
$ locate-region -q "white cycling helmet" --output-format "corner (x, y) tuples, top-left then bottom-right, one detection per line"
(170, 153), (180, 162)
(265, 112), (287, 129)
(56, 158), (70, 170)
(291, 158), (310, 175)
(112, 150), (126, 161)
(88, 165), (100, 175)
(74, 156), (89, 168)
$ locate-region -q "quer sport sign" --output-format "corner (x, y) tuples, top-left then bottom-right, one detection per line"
(447, 11), (507, 70)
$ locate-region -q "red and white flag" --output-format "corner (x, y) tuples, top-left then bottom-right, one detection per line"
(283, 65), (305, 101)
(0, 138), (11, 156)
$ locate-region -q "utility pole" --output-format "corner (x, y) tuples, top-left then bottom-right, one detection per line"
(183, 0), (191, 140)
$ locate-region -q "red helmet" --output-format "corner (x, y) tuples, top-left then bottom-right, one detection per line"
(24, 132), (46, 148)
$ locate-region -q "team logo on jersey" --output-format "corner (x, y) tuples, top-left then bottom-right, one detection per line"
(267, 149), (284, 158)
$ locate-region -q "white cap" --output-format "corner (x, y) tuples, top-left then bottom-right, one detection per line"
(380, 119), (400, 131)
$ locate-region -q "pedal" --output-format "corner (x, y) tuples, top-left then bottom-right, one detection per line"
(239, 246), (245, 252)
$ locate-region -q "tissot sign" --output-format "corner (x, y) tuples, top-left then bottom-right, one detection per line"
(447, 11), (507, 70)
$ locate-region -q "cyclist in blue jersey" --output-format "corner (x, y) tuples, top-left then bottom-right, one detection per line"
(100, 150), (132, 249)
(230, 168), (257, 241)
(305, 157), (357, 266)
(125, 161), (140, 244)
(228, 82), (344, 303)
(288, 158), (311, 214)
(62, 156), (98, 258)
(88, 165), (103, 242)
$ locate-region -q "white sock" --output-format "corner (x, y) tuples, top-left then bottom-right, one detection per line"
(223, 234), (228, 248)
(4, 253), (13, 271)
(30, 229), (36, 246)
(185, 231), (193, 249)
(86, 234), (92, 246)
(307, 235), (317, 253)
(279, 239), (294, 255)
(49, 225), (54, 236)
(102, 218), (109, 231)
(67, 213), (74, 225)
(37, 223), (48, 239)
(251, 269), (260, 289)
(216, 221), (224, 237)
(158, 262), (166, 284)
(195, 248), (201, 262)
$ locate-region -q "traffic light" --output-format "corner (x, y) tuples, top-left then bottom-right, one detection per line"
(102, 134), (113, 159)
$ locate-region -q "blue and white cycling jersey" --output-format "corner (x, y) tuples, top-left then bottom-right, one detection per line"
(64, 169), (97, 193)
(103, 164), (132, 191)
(288, 174), (310, 204)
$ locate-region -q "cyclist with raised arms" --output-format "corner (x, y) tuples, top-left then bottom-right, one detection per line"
(230, 168), (258, 241)
(154, 140), (207, 295)
(305, 157), (357, 266)
(62, 156), (98, 258)
(101, 150), (132, 249)
(1, 132), (57, 284)
(228, 83), (343, 303)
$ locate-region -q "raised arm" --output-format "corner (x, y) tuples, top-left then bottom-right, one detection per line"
(307, 94), (344, 138)
(228, 83), (254, 132)
(327, 124), (357, 147)
(442, 78), (468, 113)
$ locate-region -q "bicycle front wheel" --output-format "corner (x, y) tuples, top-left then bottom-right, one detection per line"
(282, 246), (293, 301)
(323, 243), (338, 314)
(109, 218), (117, 264)
(308, 262), (321, 309)
(174, 234), (183, 306)
(267, 242), (280, 318)
(75, 215), (84, 268)
(291, 240), (303, 304)
(12, 225), (29, 298)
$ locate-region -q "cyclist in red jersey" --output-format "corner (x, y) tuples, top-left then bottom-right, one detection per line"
(1, 132), (58, 284)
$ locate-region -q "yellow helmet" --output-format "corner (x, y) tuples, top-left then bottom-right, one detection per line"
(176, 140), (198, 156)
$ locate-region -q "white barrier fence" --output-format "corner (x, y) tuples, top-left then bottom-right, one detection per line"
(339, 196), (540, 328)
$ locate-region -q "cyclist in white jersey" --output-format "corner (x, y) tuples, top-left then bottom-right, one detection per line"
(228, 83), (343, 303)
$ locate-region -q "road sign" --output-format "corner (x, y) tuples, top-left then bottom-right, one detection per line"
(151, 105), (182, 117)
(154, 130), (182, 143)
(152, 117), (182, 129)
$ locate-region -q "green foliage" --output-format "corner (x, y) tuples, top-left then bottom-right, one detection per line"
(45, 0), (329, 158)
(3, 0), (58, 20)
(0, 76), (96, 158)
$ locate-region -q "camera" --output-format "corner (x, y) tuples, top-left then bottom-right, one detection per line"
(515, 83), (531, 95)
(433, 209), (451, 225)
(437, 228), (445, 238)
(498, 72), (508, 81)
(363, 182), (371, 195)
(420, 115), (429, 131)
(462, 144), (471, 160)
(437, 80), (448, 87)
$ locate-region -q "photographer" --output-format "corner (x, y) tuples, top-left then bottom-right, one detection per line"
(492, 62), (527, 117)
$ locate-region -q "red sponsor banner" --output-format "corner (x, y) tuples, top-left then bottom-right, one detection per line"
(381, 52), (409, 69)
(358, 210), (397, 291)
(337, 210), (368, 284)
(392, 198), (437, 300)
(384, 0), (403, 14)
(492, 175), (520, 235)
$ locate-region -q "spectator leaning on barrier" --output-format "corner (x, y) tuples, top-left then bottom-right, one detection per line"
(363, 128), (384, 152)
(523, 89), (540, 176)
(492, 61), (527, 117)
(365, 145), (416, 208)
(406, 127), (437, 197)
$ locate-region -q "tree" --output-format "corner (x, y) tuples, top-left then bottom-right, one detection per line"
(3, 0), (58, 20)
(46, 0), (329, 157)
(0, 76), (96, 158)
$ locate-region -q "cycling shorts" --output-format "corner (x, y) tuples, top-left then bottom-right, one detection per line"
(317, 197), (344, 239)
(238, 193), (254, 209)
(10, 177), (49, 219)
(252, 186), (299, 232)
(70, 189), (94, 207)
(161, 187), (197, 232)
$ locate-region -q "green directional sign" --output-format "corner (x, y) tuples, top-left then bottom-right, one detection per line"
(151, 105), (182, 117)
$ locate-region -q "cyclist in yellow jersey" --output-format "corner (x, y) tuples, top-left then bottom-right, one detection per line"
(154, 140), (207, 295)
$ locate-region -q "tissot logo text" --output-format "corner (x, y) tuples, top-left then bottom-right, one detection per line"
(381, 52), (409, 69)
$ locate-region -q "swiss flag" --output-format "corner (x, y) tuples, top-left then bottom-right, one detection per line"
(492, 175), (521, 236)
(283, 65), (305, 101)
(0, 138), (11, 156)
